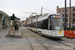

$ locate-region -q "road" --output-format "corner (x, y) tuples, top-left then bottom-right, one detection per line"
(21, 27), (75, 50)
(0, 27), (75, 50)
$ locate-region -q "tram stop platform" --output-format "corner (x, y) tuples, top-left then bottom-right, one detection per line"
(0, 28), (29, 50)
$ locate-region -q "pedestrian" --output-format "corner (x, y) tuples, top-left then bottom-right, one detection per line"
(18, 25), (19, 30)
(6, 25), (7, 28)
(16, 25), (18, 30)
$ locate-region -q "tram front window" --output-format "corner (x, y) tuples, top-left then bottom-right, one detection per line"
(50, 17), (63, 30)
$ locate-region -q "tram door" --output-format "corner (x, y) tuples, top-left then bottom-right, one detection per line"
(48, 16), (52, 30)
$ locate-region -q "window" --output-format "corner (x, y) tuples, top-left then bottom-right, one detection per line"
(62, 14), (64, 16)
(62, 14), (68, 18)
(37, 21), (43, 29)
(59, 10), (61, 13)
(73, 18), (75, 23)
(73, 8), (75, 11)
(73, 13), (75, 17)
(66, 19), (68, 22)
(41, 19), (48, 29)
(62, 9), (64, 12)
(66, 14), (68, 17)
(62, 14), (65, 19)
(66, 9), (68, 12)
(64, 18), (68, 22)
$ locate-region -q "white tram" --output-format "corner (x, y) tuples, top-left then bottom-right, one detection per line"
(27, 13), (64, 38)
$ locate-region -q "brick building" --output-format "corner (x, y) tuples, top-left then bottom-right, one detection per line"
(57, 6), (75, 25)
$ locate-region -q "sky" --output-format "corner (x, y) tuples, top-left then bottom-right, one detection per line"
(0, 0), (75, 21)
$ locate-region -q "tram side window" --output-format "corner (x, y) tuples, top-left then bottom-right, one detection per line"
(28, 24), (30, 27)
(34, 22), (36, 28)
(41, 19), (48, 29)
(32, 22), (36, 28)
(31, 23), (33, 27)
(37, 21), (43, 29)
(30, 25), (31, 27)
(50, 26), (52, 30)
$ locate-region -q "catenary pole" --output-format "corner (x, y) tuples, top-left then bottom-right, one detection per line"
(69, 0), (71, 31)
(41, 7), (43, 15)
(64, 0), (67, 30)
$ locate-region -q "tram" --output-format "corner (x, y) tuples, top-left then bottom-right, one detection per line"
(27, 13), (64, 38)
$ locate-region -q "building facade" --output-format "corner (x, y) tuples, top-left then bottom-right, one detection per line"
(0, 11), (11, 29)
(57, 6), (75, 25)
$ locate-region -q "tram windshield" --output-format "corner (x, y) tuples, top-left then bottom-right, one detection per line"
(49, 15), (63, 30)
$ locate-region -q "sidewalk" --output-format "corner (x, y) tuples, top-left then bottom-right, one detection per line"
(0, 28), (9, 32)
(0, 27), (30, 50)
(14, 28), (21, 38)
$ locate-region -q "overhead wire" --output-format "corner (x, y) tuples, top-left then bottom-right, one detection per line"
(43, 7), (56, 13)
(35, 0), (49, 12)
(42, 0), (49, 6)
(26, 0), (32, 12)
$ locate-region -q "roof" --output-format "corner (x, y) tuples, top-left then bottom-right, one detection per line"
(27, 13), (61, 24)
(57, 6), (75, 9)
(14, 17), (20, 21)
(0, 10), (10, 21)
(0, 11), (9, 17)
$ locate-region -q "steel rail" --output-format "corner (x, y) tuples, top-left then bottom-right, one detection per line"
(26, 29), (48, 50)
(26, 28), (75, 50)
(22, 29), (33, 50)
(33, 36), (48, 50)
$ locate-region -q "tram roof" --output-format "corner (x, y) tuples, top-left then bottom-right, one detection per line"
(27, 13), (60, 24)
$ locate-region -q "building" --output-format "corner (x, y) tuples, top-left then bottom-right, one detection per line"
(0, 11), (11, 29)
(57, 6), (75, 25)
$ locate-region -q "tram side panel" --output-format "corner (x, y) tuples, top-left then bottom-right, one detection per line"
(27, 18), (64, 38)
(27, 14), (64, 38)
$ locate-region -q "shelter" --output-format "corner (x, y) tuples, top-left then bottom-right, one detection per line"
(0, 11), (10, 29)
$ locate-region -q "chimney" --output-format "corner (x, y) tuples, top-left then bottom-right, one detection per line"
(57, 6), (59, 9)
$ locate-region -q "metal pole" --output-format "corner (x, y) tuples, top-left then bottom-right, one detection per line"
(36, 15), (37, 32)
(26, 18), (27, 27)
(31, 14), (32, 30)
(64, 0), (67, 30)
(41, 7), (43, 15)
(69, 0), (71, 31)
(12, 20), (13, 28)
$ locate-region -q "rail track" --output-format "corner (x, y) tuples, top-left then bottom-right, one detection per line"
(26, 28), (75, 50)
(21, 29), (33, 50)
(22, 28), (49, 50)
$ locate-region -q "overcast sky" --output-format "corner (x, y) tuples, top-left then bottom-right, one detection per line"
(0, 0), (75, 21)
